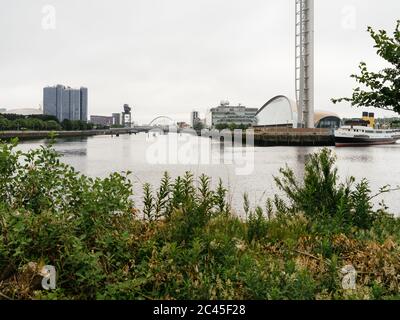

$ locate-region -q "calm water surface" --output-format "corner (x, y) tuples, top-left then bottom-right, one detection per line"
(18, 133), (400, 216)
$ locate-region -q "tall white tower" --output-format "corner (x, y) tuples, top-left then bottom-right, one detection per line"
(295, 0), (315, 128)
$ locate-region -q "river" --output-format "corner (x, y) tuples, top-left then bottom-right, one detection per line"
(17, 133), (400, 216)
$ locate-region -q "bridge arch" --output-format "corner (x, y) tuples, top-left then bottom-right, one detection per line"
(148, 116), (175, 126)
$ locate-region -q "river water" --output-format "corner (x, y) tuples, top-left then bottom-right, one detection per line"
(17, 133), (400, 216)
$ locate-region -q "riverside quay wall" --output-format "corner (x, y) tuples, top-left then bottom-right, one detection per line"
(251, 127), (335, 147)
(0, 129), (138, 141)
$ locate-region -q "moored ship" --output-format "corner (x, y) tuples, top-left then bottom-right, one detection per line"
(334, 112), (400, 147)
(334, 126), (400, 147)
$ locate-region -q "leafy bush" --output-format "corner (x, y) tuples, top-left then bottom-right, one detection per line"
(0, 139), (135, 299)
(273, 148), (378, 232)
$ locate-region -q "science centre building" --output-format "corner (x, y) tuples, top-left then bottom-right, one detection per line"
(255, 95), (341, 129)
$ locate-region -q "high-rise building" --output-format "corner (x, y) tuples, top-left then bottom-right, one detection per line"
(80, 87), (88, 122)
(43, 85), (88, 122)
(70, 89), (81, 121)
(43, 86), (58, 119)
(191, 111), (200, 128)
(61, 88), (71, 121)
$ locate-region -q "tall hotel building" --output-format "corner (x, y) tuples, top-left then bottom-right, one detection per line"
(43, 85), (88, 122)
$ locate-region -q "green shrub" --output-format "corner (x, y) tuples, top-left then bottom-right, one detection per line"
(247, 206), (268, 243)
(273, 148), (378, 233)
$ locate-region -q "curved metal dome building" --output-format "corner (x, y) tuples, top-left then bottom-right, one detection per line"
(255, 95), (341, 129)
(256, 95), (301, 128)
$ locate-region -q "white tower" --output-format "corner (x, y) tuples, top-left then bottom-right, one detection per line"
(295, 0), (315, 128)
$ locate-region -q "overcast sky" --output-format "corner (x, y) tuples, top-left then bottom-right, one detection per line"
(0, 0), (399, 124)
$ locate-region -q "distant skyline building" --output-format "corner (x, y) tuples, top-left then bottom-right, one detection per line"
(90, 115), (113, 127)
(191, 111), (200, 128)
(208, 100), (258, 128)
(90, 105), (133, 128)
(122, 104), (132, 128)
(43, 85), (88, 122)
(177, 121), (190, 129)
(80, 88), (88, 122)
(112, 113), (122, 126)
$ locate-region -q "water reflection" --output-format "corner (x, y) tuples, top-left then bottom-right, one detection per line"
(17, 133), (400, 216)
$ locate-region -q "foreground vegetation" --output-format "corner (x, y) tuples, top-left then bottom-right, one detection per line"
(0, 140), (399, 300)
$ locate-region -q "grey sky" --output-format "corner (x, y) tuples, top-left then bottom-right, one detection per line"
(0, 0), (399, 124)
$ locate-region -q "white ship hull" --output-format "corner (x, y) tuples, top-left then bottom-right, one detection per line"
(334, 126), (400, 147)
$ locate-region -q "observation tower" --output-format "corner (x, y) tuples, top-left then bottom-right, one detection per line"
(295, 0), (315, 128)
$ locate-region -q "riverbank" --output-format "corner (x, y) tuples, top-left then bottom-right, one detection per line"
(1, 141), (399, 300)
(0, 128), (138, 140)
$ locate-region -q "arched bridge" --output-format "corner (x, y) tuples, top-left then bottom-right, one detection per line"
(148, 116), (175, 127)
(126, 116), (178, 133)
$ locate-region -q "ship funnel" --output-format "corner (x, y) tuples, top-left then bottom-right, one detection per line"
(368, 113), (375, 128)
(362, 112), (375, 128)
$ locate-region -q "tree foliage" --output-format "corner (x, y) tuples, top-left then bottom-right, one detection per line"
(0, 114), (93, 131)
(61, 119), (93, 131)
(0, 116), (62, 131)
(193, 121), (205, 131)
(332, 21), (400, 114)
(0, 114), (59, 122)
